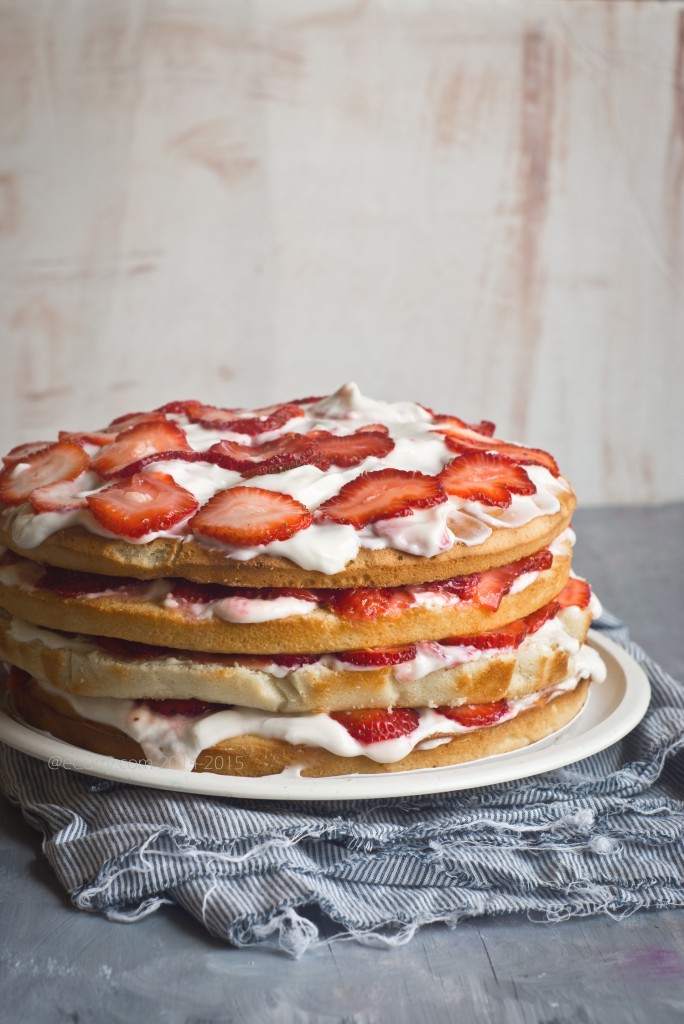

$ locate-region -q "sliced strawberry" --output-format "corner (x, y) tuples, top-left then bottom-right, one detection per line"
(473, 549), (553, 611)
(555, 577), (591, 609)
(523, 599), (561, 635)
(190, 486), (312, 547)
(7, 665), (31, 693)
(355, 423), (390, 435)
(338, 644), (417, 667)
(169, 580), (230, 605)
(59, 430), (117, 447)
(98, 636), (175, 660)
(440, 592), (561, 650)
(135, 697), (225, 718)
(516, 548), (554, 575)
(310, 430), (394, 470)
(154, 400), (202, 416)
(438, 699), (509, 728)
(423, 572), (480, 603)
(87, 472), (199, 538)
(444, 433), (559, 478)
(330, 706), (420, 744)
(107, 411), (165, 432)
(3, 441), (57, 472)
(287, 395), (326, 406)
(432, 414), (469, 431)
(38, 566), (136, 597)
(468, 420), (496, 437)
(91, 419), (193, 479)
(439, 451), (536, 508)
(269, 653), (320, 669)
(0, 441), (89, 506)
(117, 449), (205, 476)
(316, 469), (446, 529)
(29, 481), (89, 513)
(2, 441), (53, 469)
(432, 414), (497, 438)
(186, 402), (304, 435)
(324, 586), (415, 621)
(206, 433), (316, 476)
(441, 619), (529, 650)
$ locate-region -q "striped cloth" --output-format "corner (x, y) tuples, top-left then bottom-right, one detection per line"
(1, 611), (683, 957)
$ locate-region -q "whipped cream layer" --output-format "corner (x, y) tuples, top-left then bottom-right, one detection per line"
(6, 589), (600, 692)
(28, 644), (603, 772)
(1, 383), (571, 575)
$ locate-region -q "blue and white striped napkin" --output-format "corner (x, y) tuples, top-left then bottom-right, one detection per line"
(1, 611), (683, 957)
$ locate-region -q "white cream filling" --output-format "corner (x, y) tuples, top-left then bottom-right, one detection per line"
(30, 657), (600, 772)
(8, 599), (598, 691)
(2, 384), (570, 575)
(0, 540), (560, 626)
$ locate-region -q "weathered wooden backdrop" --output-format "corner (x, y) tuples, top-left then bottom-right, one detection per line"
(1, 0), (682, 505)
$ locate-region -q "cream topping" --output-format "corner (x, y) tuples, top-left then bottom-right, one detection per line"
(1, 384), (570, 574)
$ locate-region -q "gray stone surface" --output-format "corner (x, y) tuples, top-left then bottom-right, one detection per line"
(1, 504), (683, 1024)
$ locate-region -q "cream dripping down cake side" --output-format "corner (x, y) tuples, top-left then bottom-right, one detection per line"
(0, 383), (606, 777)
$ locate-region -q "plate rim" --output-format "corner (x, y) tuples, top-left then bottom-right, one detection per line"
(0, 630), (651, 801)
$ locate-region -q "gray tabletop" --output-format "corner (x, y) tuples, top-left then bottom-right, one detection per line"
(1, 504), (683, 1024)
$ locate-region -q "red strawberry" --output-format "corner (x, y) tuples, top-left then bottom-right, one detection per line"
(432, 414), (496, 438)
(98, 636), (174, 659)
(325, 587), (415, 621)
(186, 402), (304, 435)
(441, 619), (529, 650)
(169, 580), (229, 605)
(330, 706), (420, 744)
(2, 441), (52, 469)
(190, 486), (312, 547)
(432, 414), (470, 432)
(269, 653), (320, 669)
(355, 423), (390, 435)
(468, 420), (496, 437)
(316, 469), (446, 529)
(310, 430), (394, 470)
(0, 441), (89, 506)
(555, 577), (591, 609)
(438, 700), (509, 728)
(38, 566), (135, 597)
(516, 549), (554, 575)
(107, 411), (165, 431)
(473, 549), (553, 611)
(523, 599), (561, 635)
(59, 430), (118, 447)
(439, 451), (536, 508)
(91, 419), (193, 478)
(206, 433), (316, 476)
(87, 473), (199, 538)
(29, 481), (89, 513)
(117, 449), (205, 476)
(7, 666), (31, 693)
(135, 697), (224, 718)
(287, 395), (326, 406)
(338, 644), (417, 667)
(154, 400), (202, 416)
(444, 433), (559, 478)
(423, 572), (480, 602)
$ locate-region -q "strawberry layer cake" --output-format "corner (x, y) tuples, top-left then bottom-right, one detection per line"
(0, 384), (605, 777)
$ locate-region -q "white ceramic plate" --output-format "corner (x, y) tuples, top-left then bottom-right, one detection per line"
(0, 631), (650, 801)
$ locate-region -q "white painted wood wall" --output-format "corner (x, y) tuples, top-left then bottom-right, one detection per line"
(1, 0), (682, 506)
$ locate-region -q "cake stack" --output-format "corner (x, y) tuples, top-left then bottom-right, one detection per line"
(0, 384), (605, 777)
